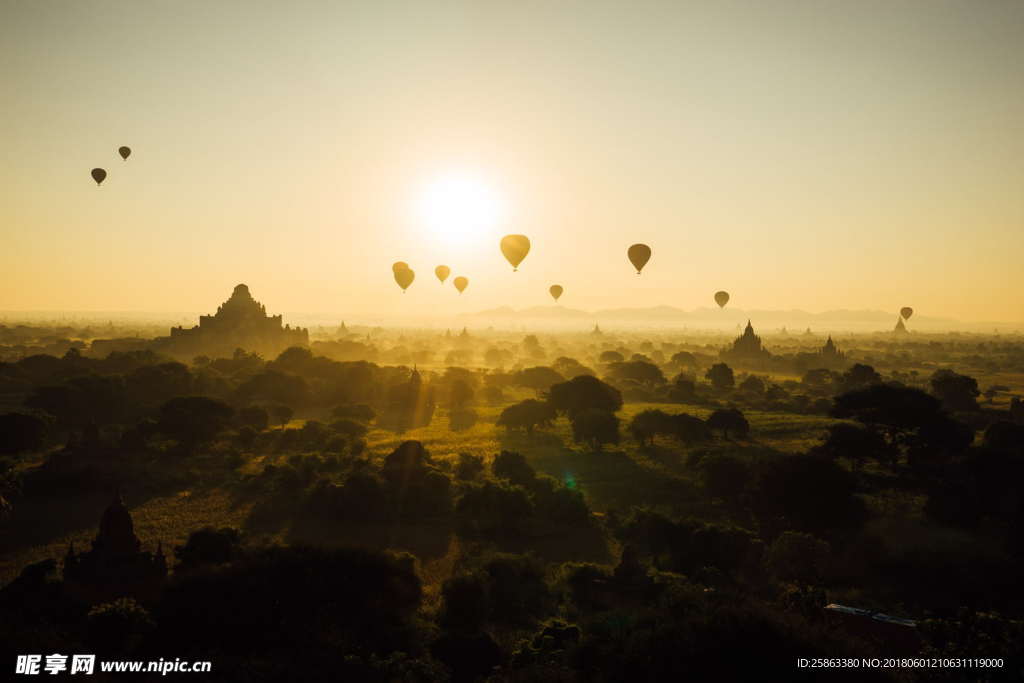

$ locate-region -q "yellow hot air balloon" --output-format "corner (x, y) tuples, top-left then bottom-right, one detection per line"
(435, 265), (451, 283)
(627, 244), (651, 274)
(500, 234), (531, 271)
(714, 291), (730, 308)
(392, 261), (409, 273)
(549, 285), (563, 302)
(900, 307), (913, 320)
(453, 276), (468, 294)
(394, 267), (415, 292)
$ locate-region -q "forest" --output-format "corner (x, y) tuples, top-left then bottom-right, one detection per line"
(2, 321), (1022, 681)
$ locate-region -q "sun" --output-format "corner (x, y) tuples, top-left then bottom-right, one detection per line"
(415, 172), (505, 249)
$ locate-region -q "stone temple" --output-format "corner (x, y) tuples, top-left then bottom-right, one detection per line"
(720, 320), (771, 365)
(154, 284), (308, 359)
(62, 491), (167, 604)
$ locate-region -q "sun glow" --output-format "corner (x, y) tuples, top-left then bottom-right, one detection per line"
(415, 173), (506, 249)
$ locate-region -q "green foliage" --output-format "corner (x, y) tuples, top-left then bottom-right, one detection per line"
(570, 409), (620, 450)
(548, 375), (623, 417)
(456, 481), (533, 537)
(492, 450), (536, 487)
(497, 398), (557, 433)
(707, 408), (749, 439)
(158, 396), (234, 447)
(705, 363), (735, 390)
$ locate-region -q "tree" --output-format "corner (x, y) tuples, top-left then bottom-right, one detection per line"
(86, 598), (155, 654)
(668, 375), (697, 402)
(268, 403), (294, 426)
(707, 408), (749, 439)
(673, 413), (712, 444)
(801, 368), (836, 394)
(983, 421), (1024, 451)
(26, 375), (127, 429)
(754, 454), (867, 537)
(599, 350), (624, 364)
(0, 413), (48, 454)
(548, 375), (622, 417)
(629, 409), (675, 447)
(570, 409), (620, 450)
(930, 369), (980, 412)
(670, 351), (697, 369)
(739, 375), (766, 395)
(496, 399), (557, 434)
(236, 406), (269, 432)
(126, 362), (192, 407)
(484, 347), (513, 367)
(699, 453), (751, 501)
(492, 450), (536, 487)
(454, 453), (485, 481)
(816, 423), (896, 470)
(449, 379), (475, 410)
(456, 482), (534, 537)
(448, 408), (478, 432)
(767, 531), (831, 584)
(235, 371), (309, 408)
(705, 363), (735, 391)
(331, 404), (376, 423)
(837, 363), (881, 393)
(330, 418), (368, 439)
(605, 361), (665, 388)
(439, 573), (489, 632)
(158, 396), (234, 447)
(514, 366), (564, 396)
(831, 384), (942, 446)
(551, 357), (595, 379)
(175, 527), (242, 572)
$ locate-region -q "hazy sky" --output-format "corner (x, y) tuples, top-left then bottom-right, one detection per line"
(2, 0), (1023, 322)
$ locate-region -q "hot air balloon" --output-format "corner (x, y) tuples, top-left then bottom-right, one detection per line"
(394, 267), (415, 292)
(435, 265), (451, 283)
(453, 276), (468, 294)
(500, 234), (531, 271)
(714, 291), (730, 308)
(627, 243), (651, 274)
(392, 261), (409, 273)
(900, 307), (913, 320)
(549, 285), (563, 302)
(90, 168), (107, 185)
(118, 146), (131, 160)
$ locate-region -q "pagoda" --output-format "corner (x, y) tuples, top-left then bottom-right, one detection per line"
(720, 320), (771, 364)
(156, 284), (308, 358)
(62, 491), (167, 604)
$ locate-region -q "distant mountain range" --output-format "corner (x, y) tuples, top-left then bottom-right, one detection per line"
(457, 305), (1020, 333)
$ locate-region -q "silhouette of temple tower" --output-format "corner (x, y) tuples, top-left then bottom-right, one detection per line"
(894, 317), (908, 334)
(721, 320), (771, 364)
(62, 491), (167, 604)
(158, 284), (308, 358)
(813, 335), (847, 369)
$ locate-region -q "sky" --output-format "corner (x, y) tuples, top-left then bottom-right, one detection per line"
(2, 0), (1023, 323)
